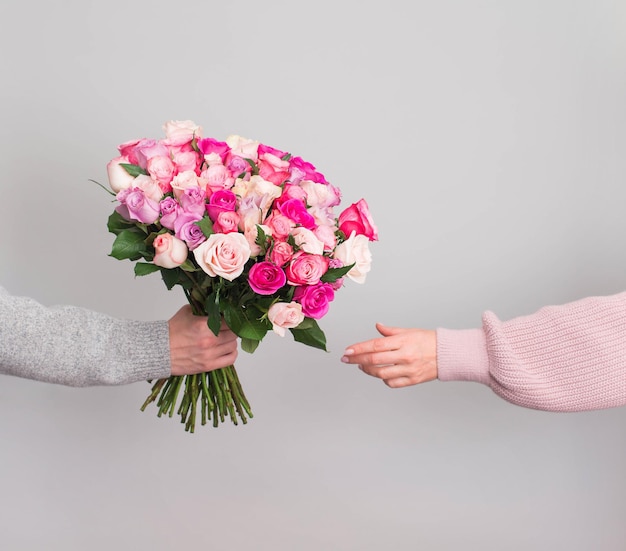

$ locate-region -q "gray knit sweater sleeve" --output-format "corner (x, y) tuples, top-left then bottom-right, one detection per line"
(0, 285), (171, 386)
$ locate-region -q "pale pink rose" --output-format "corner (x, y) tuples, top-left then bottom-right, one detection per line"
(291, 227), (325, 255)
(107, 156), (136, 193)
(153, 233), (188, 269)
(133, 174), (164, 202)
(171, 170), (206, 198)
(268, 302), (305, 337)
(172, 150), (202, 173)
(226, 135), (259, 161)
(193, 232), (251, 281)
(338, 198), (378, 241)
(147, 155), (176, 190)
(300, 180), (341, 208)
(313, 224), (337, 252)
(268, 240), (294, 266)
(242, 223), (270, 258)
(247, 175), (282, 217)
(201, 163), (234, 190)
(213, 210), (240, 234)
(162, 120), (202, 146)
(333, 232), (372, 284)
(308, 206), (337, 229)
(285, 253), (329, 286)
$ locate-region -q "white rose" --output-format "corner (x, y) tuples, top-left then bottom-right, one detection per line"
(300, 180), (341, 208)
(268, 302), (305, 337)
(226, 135), (259, 161)
(193, 232), (251, 281)
(291, 227), (325, 255)
(106, 156), (135, 193)
(333, 232), (372, 284)
(162, 120), (202, 145)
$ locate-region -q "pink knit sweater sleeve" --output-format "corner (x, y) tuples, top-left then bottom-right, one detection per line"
(436, 292), (626, 412)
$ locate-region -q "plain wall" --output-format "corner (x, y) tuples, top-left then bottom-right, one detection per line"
(1, 1), (625, 549)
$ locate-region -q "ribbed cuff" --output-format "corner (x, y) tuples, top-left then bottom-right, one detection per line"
(436, 328), (491, 386)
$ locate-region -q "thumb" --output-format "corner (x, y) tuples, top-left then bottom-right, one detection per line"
(375, 323), (406, 337)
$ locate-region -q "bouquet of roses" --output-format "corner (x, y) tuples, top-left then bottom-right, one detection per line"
(103, 120), (377, 432)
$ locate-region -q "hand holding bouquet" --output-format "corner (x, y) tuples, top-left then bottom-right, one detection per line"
(103, 120), (377, 432)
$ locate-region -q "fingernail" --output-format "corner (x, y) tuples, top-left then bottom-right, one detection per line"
(343, 348), (354, 356)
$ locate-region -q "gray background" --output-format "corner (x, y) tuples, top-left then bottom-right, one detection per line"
(1, 1), (625, 549)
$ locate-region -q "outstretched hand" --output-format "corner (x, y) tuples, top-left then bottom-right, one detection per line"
(168, 305), (239, 376)
(341, 323), (438, 388)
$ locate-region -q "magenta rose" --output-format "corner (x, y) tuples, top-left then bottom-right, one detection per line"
(206, 189), (237, 222)
(197, 137), (230, 161)
(285, 253), (329, 286)
(293, 283), (335, 319)
(116, 188), (160, 224)
(248, 261), (287, 295)
(278, 198), (316, 230)
(338, 198), (378, 241)
(258, 143), (288, 158)
(289, 156), (328, 185)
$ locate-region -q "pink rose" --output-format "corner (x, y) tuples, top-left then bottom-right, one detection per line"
(338, 199), (378, 241)
(193, 232), (251, 281)
(206, 189), (237, 222)
(273, 183), (308, 208)
(162, 120), (202, 146)
(313, 224), (337, 252)
(258, 143), (288, 159)
(172, 150), (202, 173)
(293, 283), (335, 319)
(117, 139), (141, 164)
(285, 253), (329, 286)
(153, 233), (188, 269)
(213, 210), (240, 234)
(268, 301), (305, 337)
(116, 188), (160, 224)
(107, 156), (135, 193)
(147, 155), (176, 191)
(268, 240), (294, 267)
(248, 261), (287, 295)
(265, 212), (295, 240)
(258, 153), (291, 186)
(171, 170), (206, 197)
(201, 163), (234, 191)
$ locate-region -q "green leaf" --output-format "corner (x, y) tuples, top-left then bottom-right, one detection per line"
(255, 225), (269, 255)
(161, 268), (181, 290)
(289, 318), (327, 351)
(321, 263), (355, 283)
(89, 178), (115, 196)
(120, 163), (147, 177)
(196, 216), (214, 238)
(244, 158), (259, 174)
(107, 211), (136, 235)
(134, 262), (161, 276)
(110, 230), (148, 261)
(204, 291), (221, 336)
(179, 259), (199, 272)
(241, 338), (261, 354)
(223, 303), (269, 340)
